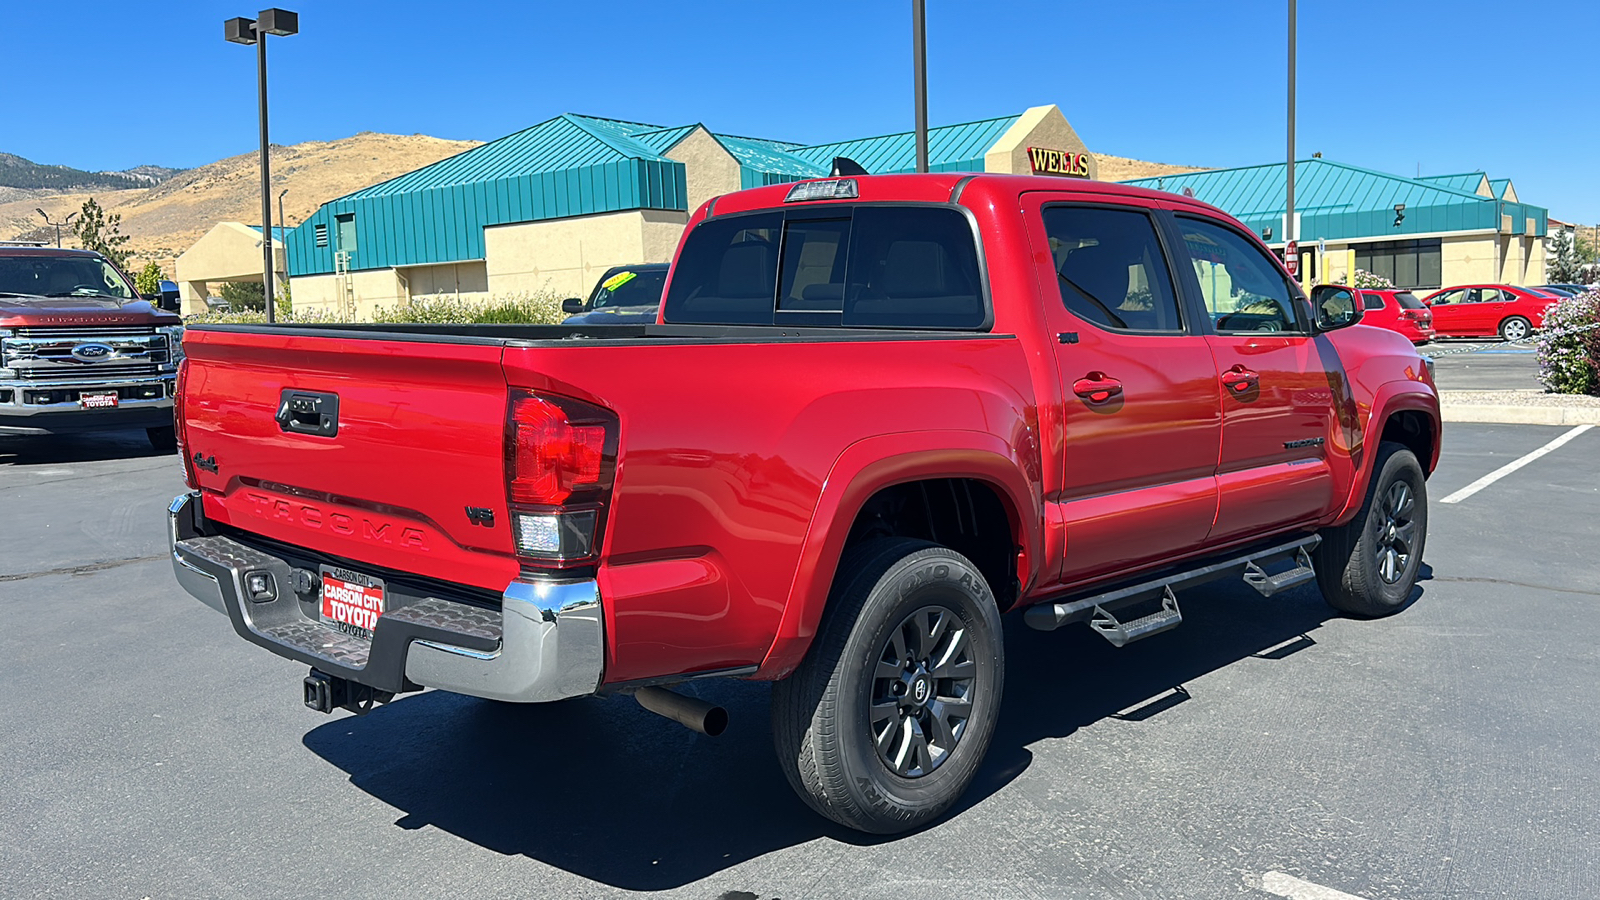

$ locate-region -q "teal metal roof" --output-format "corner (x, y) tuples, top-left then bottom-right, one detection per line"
(289, 110), (1036, 278)
(1489, 178), (1511, 199)
(288, 113), (687, 277)
(1415, 172), (1491, 197)
(1122, 159), (1546, 243)
(784, 114), (1021, 176)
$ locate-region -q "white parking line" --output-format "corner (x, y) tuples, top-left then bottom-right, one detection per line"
(1260, 870), (1370, 900)
(1439, 424), (1594, 505)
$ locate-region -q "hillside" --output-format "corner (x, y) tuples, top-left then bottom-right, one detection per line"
(0, 132), (482, 272)
(0, 151), (181, 193)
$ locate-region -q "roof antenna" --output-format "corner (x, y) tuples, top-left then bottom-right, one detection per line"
(831, 157), (868, 177)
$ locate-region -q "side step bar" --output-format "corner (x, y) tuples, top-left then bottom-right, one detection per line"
(1024, 535), (1322, 643)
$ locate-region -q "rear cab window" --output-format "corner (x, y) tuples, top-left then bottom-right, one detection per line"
(662, 205), (988, 329)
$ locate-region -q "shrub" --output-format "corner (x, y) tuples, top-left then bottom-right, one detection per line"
(220, 281), (266, 311)
(1534, 288), (1600, 395)
(1335, 269), (1394, 289)
(371, 292), (566, 325)
(183, 307), (349, 326)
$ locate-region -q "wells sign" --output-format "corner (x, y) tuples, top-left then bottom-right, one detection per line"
(1028, 147), (1092, 178)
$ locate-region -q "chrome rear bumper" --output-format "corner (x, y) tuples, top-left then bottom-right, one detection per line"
(167, 491), (605, 702)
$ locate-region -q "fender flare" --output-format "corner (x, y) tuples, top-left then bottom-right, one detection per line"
(756, 430), (1041, 680)
(1335, 381), (1441, 522)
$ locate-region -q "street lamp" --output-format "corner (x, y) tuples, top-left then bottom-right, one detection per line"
(225, 8), (298, 323)
(35, 209), (77, 248)
(912, 0), (928, 174)
(277, 187), (290, 291)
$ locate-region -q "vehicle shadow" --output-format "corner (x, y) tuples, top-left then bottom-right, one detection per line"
(302, 569), (1429, 890)
(0, 429), (166, 466)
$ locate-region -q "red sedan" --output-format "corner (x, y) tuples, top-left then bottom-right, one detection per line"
(1359, 289), (1435, 344)
(1418, 284), (1561, 341)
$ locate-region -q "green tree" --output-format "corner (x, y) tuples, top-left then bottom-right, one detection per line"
(1547, 229), (1583, 283)
(220, 281), (266, 311)
(69, 197), (131, 269)
(134, 261), (163, 296)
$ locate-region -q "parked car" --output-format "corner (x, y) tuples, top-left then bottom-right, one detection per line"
(1418, 284), (1560, 340)
(1535, 283), (1588, 297)
(0, 244), (183, 450)
(560, 263), (670, 324)
(1359, 288), (1435, 344)
(166, 173), (1439, 835)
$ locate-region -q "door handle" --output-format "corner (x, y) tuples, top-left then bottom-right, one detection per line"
(276, 389), (341, 437)
(1072, 373), (1123, 404)
(1221, 366), (1259, 393)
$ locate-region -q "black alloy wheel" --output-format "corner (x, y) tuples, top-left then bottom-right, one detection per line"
(1375, 479), (1417, 585)
(870, 605), (977, 778)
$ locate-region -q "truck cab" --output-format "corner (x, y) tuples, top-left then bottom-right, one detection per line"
(0, 244), (184, 450)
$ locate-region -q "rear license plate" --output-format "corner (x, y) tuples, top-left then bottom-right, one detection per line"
(319, 566), (385, 641)
(80, 391), (119, 409)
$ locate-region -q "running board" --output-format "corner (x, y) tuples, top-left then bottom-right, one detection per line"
(1090, 586), (1181, 648)
(1023, 534), (1323, 638)
(1243, 546), (1316, 597)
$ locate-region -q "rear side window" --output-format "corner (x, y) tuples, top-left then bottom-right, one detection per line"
(662, 206), (986, 329)
(1362, 292), (1387, 311)
(1041, 206), (1184, 332)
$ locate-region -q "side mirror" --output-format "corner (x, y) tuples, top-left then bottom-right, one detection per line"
(1310, 284), (1362, 332)
(159, 289), (181, 311)
(561, 297), (584, 314)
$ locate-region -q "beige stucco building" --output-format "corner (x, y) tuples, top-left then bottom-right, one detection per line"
(281, 106), (1104, 321)
(172, 222), (286, 316)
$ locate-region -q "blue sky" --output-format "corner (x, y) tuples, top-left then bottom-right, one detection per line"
(7, 1), (1598, 221)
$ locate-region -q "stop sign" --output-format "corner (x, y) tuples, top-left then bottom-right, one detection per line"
(1285, 240), (1299, 277)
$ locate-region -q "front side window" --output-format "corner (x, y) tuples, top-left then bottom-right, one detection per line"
(1041, 206), (1183, 332)
(662, 206), (985, 329)
(1178, 217), (1302, 334)
(1430, 289), (1465, 305)
(0, 255), (136, 300)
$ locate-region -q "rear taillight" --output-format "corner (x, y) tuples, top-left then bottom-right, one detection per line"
(505, 391), (618, 565)
(175, 359), (197, 490)
(1399, 310), (1417, 319)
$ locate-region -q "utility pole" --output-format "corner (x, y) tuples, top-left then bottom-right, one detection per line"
(226, 9), (298, 323)
(277, 187), (289, 295)
(912, 0), (928, 174)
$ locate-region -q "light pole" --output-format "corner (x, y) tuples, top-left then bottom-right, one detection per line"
(912, 0), (928, 174)
(35, 209), (77, 248)
(1286, 0), (1296, 252)
(226, 8), (298, 323)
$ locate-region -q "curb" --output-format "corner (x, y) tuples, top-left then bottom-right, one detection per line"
(1440, 404), (1600, 426)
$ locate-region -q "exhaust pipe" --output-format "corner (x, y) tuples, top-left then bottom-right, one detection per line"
(634, 686), (728, 736)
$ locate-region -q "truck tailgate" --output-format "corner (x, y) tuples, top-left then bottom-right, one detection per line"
(181, 328), (519, 592)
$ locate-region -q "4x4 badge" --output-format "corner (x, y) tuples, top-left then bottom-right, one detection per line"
(191, 452), (218, 473)
(465, 506), (495, 527)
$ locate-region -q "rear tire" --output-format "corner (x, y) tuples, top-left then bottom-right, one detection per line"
(771, 537), (1004, 834)
(1314, 441), (1427, 617)
(1499, 316), (1531, 342)
(147, 425), (177, 454)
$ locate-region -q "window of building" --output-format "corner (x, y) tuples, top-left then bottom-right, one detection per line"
(1177, 216), (1303, 334)
(1355, 239), (1441, 289)
(335, 213), (357, 254)
(1041, 206), (1184, 332)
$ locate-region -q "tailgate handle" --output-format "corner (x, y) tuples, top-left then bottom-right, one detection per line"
(276, 390), (340, 437)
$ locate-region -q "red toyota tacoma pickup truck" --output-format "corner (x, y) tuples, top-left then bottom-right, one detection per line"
(2, 244), (183, 449)
(168, 173), (1439, 834)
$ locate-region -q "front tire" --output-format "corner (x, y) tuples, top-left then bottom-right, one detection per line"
(771, 538), (1004, 834)
(1499, 316), (1531, 342)
(1314, 441), (1427, 616)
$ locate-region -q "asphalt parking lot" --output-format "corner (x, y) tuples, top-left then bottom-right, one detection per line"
(1425, 339), (1541, 390)
(3, 420), (1597, 900)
